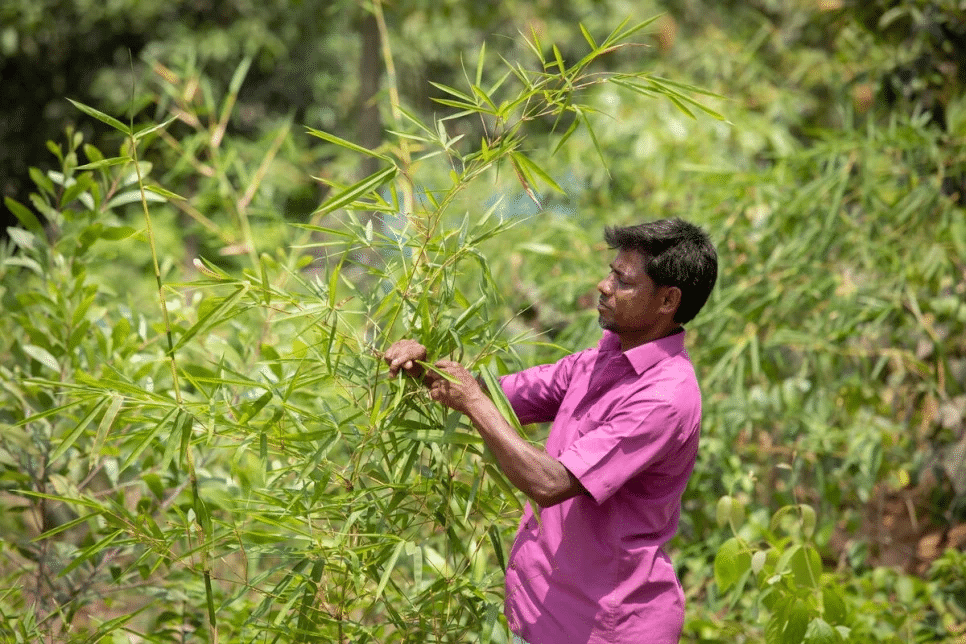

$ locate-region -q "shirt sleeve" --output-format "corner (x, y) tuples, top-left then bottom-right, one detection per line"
(499, 352), (581, 425)
(557, 382), (701, 505)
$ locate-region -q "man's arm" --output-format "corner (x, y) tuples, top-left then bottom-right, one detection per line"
(428, 359), (589, 508)
(384, 341), (588, 507)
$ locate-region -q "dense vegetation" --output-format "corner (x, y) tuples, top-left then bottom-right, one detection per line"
(1, 1), (964, 642)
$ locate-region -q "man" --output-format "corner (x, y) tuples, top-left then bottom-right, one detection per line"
(385, 218), (718, 644)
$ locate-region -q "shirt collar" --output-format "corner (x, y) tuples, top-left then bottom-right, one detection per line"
(599, 329), (687, 375)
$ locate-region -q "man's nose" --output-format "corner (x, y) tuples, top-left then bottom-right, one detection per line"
(597, 275), (612, 295)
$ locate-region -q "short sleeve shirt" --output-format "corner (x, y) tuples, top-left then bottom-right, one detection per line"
(500, 329), (702, 644)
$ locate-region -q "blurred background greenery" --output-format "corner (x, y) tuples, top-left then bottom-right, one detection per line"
(1, 1), (965, 642)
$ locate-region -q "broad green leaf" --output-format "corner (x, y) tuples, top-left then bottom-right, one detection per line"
(752, 549), (768, 575)
(100, 226), (138, 241)
(781, 600), (811, 644)
(71, 291), (97, 328)
(714, 537), (750, 593)
(481, 602), (500, 644)
(804, 618), (842, 644)
(716, 495), (733, 528)
(789, 545), (822, 589)
(822, 587), (847, 625)
(800, 504), (817, 539)
(3, 255), (45, 275)
(29, 166), (55, 196)
(60, 172), (95, 209)
(7, 227), (36, 252)
(239, 390), (273, 424)
(4, 197), (44, 235)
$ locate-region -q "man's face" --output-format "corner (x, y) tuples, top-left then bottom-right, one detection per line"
(596, 249), (670, 347)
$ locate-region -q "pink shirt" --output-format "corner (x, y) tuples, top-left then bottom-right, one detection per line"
(500, 329), (702, 644)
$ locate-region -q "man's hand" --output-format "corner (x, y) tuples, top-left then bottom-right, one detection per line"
(425, 360), (486, 415)
(384, 339), (428, 378)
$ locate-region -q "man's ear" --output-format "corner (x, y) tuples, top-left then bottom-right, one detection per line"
(660, 286), (682, 316)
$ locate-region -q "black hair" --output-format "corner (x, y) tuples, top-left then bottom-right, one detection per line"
(604, 218), (718, 324)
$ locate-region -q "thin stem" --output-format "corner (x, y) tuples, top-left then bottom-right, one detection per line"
(371, 0), (415, 217)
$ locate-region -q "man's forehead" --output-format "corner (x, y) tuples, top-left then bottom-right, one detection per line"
(611, 248), (647, 272)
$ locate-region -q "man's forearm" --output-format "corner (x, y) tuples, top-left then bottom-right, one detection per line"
(464, 397), (585, 508)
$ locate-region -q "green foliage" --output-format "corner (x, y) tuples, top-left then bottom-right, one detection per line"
(710, 497), (966, 643)
(0, 20), (720, 642)
(2, 3), (965, 644)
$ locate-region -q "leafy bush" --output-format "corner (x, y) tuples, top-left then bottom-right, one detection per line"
(1, 20), (724, 642)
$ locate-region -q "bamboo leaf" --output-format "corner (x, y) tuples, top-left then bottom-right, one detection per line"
(16, 398), (92, 426)
(34, 510), (102, 542)
(609, 15), (661, 46)
(578, 109), (609, 177)
(132, 116), (179, 141)
(59, 530), (122, 578)
(171, 285), (248, 353)
(67, 99), (130, 135)
(373, 539), (407, 604)
(90, 393), (124, 466)
(105, 190), (167, 209)
(23, 344), (60, 374)
(475, 41), (486, 87)
(121, 408), (177, 474)
(306, 127), (391, 160)
(17, 490), (104, 512)
(228, 55), (253, 95)
(416, 361), (460, 384)
(511, 151), (565, 194)
(75, 156), (131, 171)
(144, 184), (185, 201)
(314, 166), (397, 216)
(522, 24), (545, 63)
(427, 81), (476, 105)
